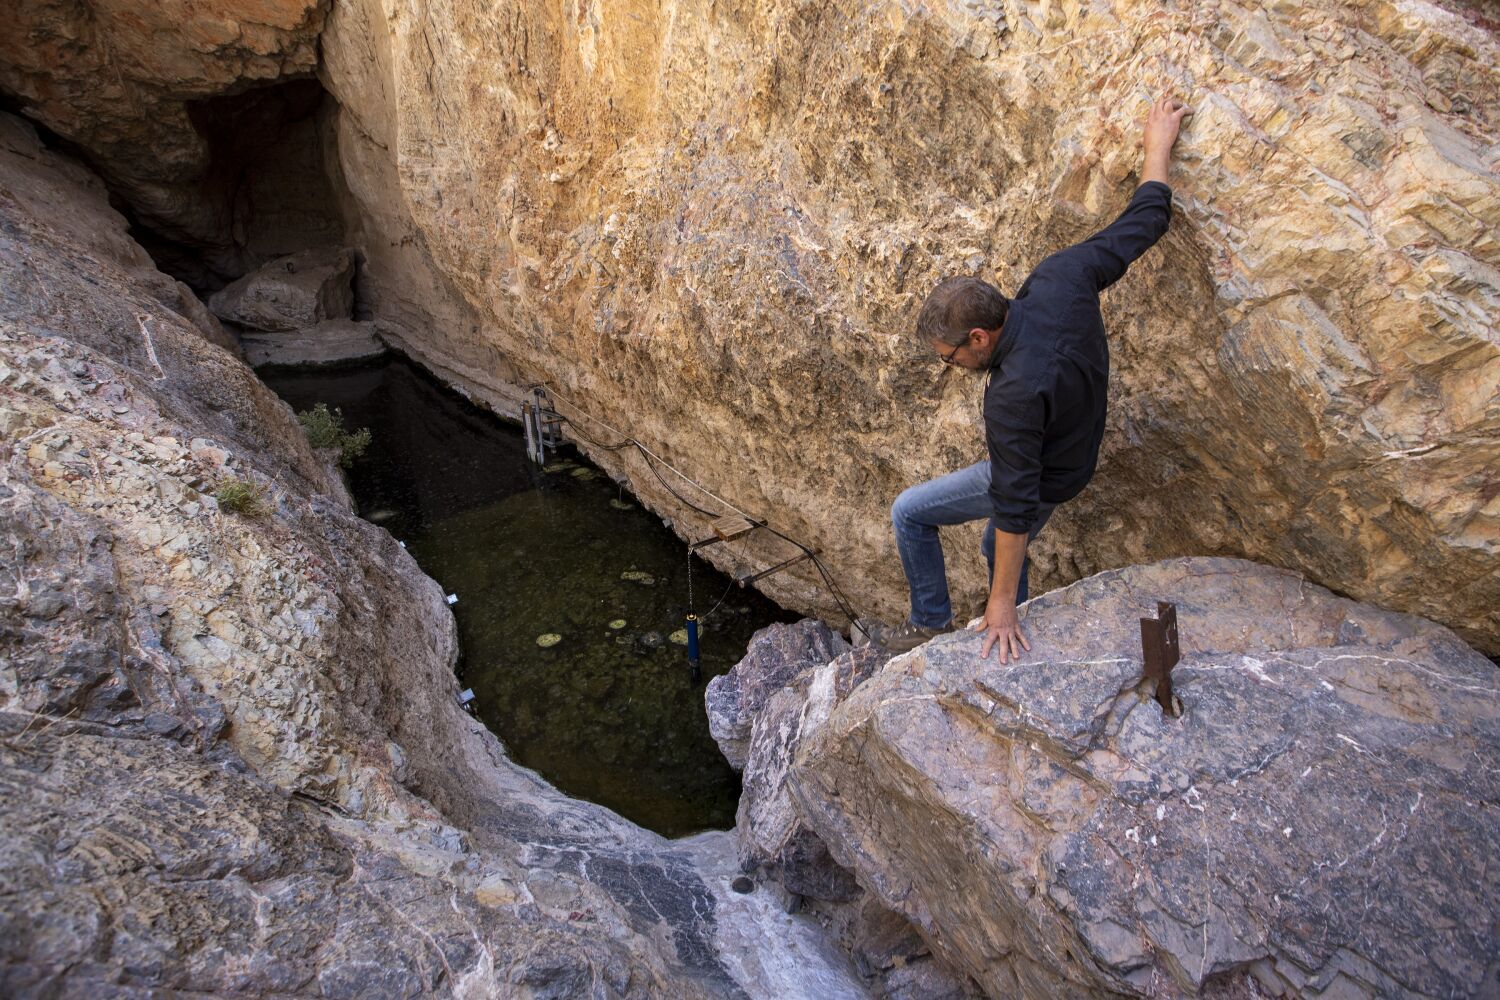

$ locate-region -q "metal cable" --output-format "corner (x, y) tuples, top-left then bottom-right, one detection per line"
(697, 577), (738, 623)
(535, 381), (861, 622)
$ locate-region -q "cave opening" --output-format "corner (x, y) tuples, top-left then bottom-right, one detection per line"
(140, 76), (352, 295)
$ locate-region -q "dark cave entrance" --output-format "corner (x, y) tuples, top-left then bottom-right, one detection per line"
(132, 76), (352, 295)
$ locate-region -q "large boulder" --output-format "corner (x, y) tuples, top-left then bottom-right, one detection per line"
(706, 619), (851, 771)
(788, 558), (1500, 999)
(208, 246), (357, 331)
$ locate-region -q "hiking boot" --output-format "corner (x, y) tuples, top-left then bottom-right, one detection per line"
(877, 618), (957, 654)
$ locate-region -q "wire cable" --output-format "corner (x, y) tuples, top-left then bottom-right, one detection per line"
(533, 380), (861, 623)
(697, 577), (738, 623)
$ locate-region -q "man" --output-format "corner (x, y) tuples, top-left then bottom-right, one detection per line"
(881, 95), (1192, 660)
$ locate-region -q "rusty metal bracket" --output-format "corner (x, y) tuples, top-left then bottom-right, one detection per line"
(1140, 602), (1181, 717)
(736, 551), (815, 588)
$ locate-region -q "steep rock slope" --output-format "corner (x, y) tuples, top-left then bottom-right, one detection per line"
(0, 115), (868, 998)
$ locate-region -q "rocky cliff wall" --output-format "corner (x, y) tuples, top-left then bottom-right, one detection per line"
(2, 0), (1496, 655)
(318, 0), (1500, 654)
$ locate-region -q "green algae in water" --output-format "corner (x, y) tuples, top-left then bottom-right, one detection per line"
(259, 354), (796, 838)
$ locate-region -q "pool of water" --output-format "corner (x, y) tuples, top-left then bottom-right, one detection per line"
(260, 353), (797, 837)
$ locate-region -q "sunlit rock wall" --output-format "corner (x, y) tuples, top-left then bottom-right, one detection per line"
(320, 0), (1498, 651)
(4, 0), (1496, 651)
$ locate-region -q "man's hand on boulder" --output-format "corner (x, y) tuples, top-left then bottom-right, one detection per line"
(976, 599), (1030, 662)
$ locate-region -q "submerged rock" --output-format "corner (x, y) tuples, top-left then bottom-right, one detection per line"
(788, 558), (1500, 999)
(240, 318), (386, 367)
(536, 632), (563, 647)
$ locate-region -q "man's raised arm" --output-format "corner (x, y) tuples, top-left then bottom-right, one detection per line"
(1066, 96), (1192, 292)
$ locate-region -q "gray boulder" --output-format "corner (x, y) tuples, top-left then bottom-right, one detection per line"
(737, 644), (892, 902)
(208, 246), (356, 331)
(789, 557), (1500, 999)
(706, 619), (850, 771)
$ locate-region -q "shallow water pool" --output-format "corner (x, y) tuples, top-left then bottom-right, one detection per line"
(261, 354), (796, 837)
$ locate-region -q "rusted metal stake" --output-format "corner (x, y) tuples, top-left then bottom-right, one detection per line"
(1140, 602), (1181, 716)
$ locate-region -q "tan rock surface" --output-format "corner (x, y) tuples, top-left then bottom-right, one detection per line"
(3, 1), (1497, 658)
(318, 0), (1499, 653)
(209, 246), (357, 330)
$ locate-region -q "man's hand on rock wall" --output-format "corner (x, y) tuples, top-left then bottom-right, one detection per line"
(1141, 95), (1193, 186)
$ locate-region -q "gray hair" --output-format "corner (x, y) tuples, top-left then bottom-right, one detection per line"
(915, 276), (1009, 346)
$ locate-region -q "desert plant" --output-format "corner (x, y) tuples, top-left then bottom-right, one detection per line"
(214, 476), (270, 517)
(297, 403), (372, 469)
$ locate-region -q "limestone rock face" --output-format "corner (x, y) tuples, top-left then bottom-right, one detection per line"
(4, 0), (1498, 652)
(788, 558), (1500, 999)
(311, 0), (1498, 656)
(209, 246), (357, 331)
(0, 115), (869, 999)
(706, 619), (851, 771)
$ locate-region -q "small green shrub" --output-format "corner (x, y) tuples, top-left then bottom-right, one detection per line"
(215, 476), (270, 517)
(297, 403), (372, 469)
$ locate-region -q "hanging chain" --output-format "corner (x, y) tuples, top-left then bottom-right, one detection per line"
(686, 546), (695, 612)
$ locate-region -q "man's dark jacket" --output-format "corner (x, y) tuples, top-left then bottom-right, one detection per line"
(984, 180), (1173, 533)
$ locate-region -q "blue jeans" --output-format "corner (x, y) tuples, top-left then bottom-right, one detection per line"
(891, 461), (1055, 629)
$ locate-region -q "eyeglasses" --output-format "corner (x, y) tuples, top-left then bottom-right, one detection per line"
(938, 341), (963, 366)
